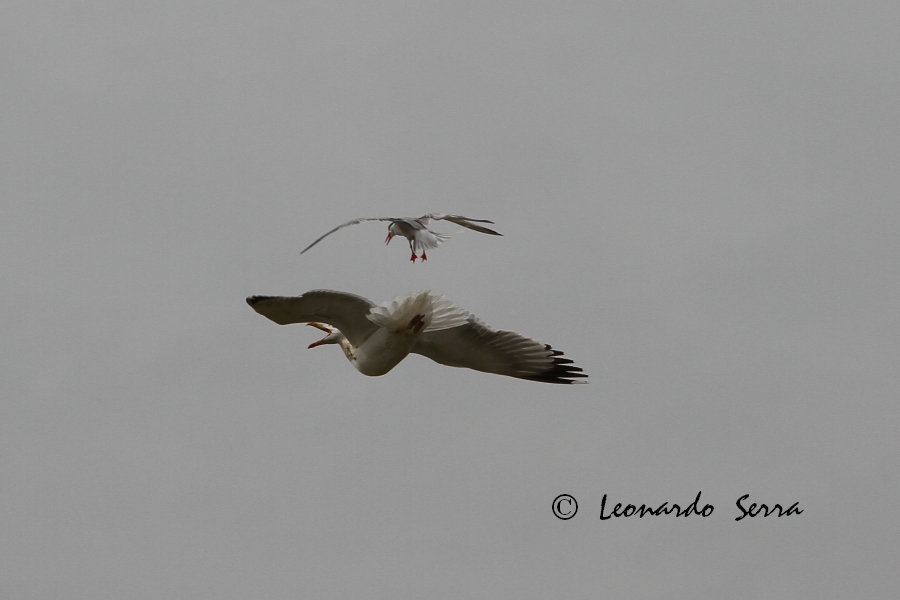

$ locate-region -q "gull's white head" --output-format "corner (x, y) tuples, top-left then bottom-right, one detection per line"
(307, 322), (344, 349)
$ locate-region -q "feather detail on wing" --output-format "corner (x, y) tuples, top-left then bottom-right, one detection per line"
(423, 214), (503, 236)
(246, 290), (377, 347)
(300, 217), (394, 254)
(411, 317), (587, 384)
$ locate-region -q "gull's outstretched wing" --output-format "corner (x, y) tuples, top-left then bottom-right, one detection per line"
(247, 290), (377, 347)
(412, 317), (586, 384)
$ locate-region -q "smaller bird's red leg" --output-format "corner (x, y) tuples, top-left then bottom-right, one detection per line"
(408, 240), (418, 262)
(421, 251), (427, 261)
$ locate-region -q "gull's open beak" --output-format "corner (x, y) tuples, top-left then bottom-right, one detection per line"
(385, 232), (393, 245)
(306, 322), (333, 349)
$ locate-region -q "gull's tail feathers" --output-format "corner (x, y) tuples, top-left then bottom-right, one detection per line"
(366, 291), (469, 333)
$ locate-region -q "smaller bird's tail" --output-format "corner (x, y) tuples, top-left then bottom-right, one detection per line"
(432, 230), (459, 244)
(367, 291), (469, 333)
(413, 229), (460, 254)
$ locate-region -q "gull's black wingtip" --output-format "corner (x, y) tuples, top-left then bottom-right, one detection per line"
(247, 295), (272, 307)
(521, 345), (589, 384)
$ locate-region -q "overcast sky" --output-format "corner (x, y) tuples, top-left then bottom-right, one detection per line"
(2, 2), (898, 598)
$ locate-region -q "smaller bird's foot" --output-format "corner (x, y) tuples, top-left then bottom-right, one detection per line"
(421, 252), (427, 261)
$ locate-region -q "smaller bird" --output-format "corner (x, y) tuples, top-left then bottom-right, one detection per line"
(300, 213), (502, 262)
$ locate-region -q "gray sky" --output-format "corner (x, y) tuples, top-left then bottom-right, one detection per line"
(2, 1), (898, 598)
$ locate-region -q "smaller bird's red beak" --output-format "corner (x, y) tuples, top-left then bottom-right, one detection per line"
(385, 232), (393, 245)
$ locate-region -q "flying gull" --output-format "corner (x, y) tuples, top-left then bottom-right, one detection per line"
(247, 290), (586, 384)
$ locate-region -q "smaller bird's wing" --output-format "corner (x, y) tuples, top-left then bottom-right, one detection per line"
(412, 317), (586, 384)
(420, 214), (502, 236)
(300, 217), (396, 255)
(247, 290), (378, 347)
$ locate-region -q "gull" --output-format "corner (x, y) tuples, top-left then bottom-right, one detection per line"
(299, 214), (502, 262)
(247, 290), (587, 384)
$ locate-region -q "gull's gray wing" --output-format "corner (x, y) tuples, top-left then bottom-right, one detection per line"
(411, 317), (586, 384)
(246, 290), (378, 347)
